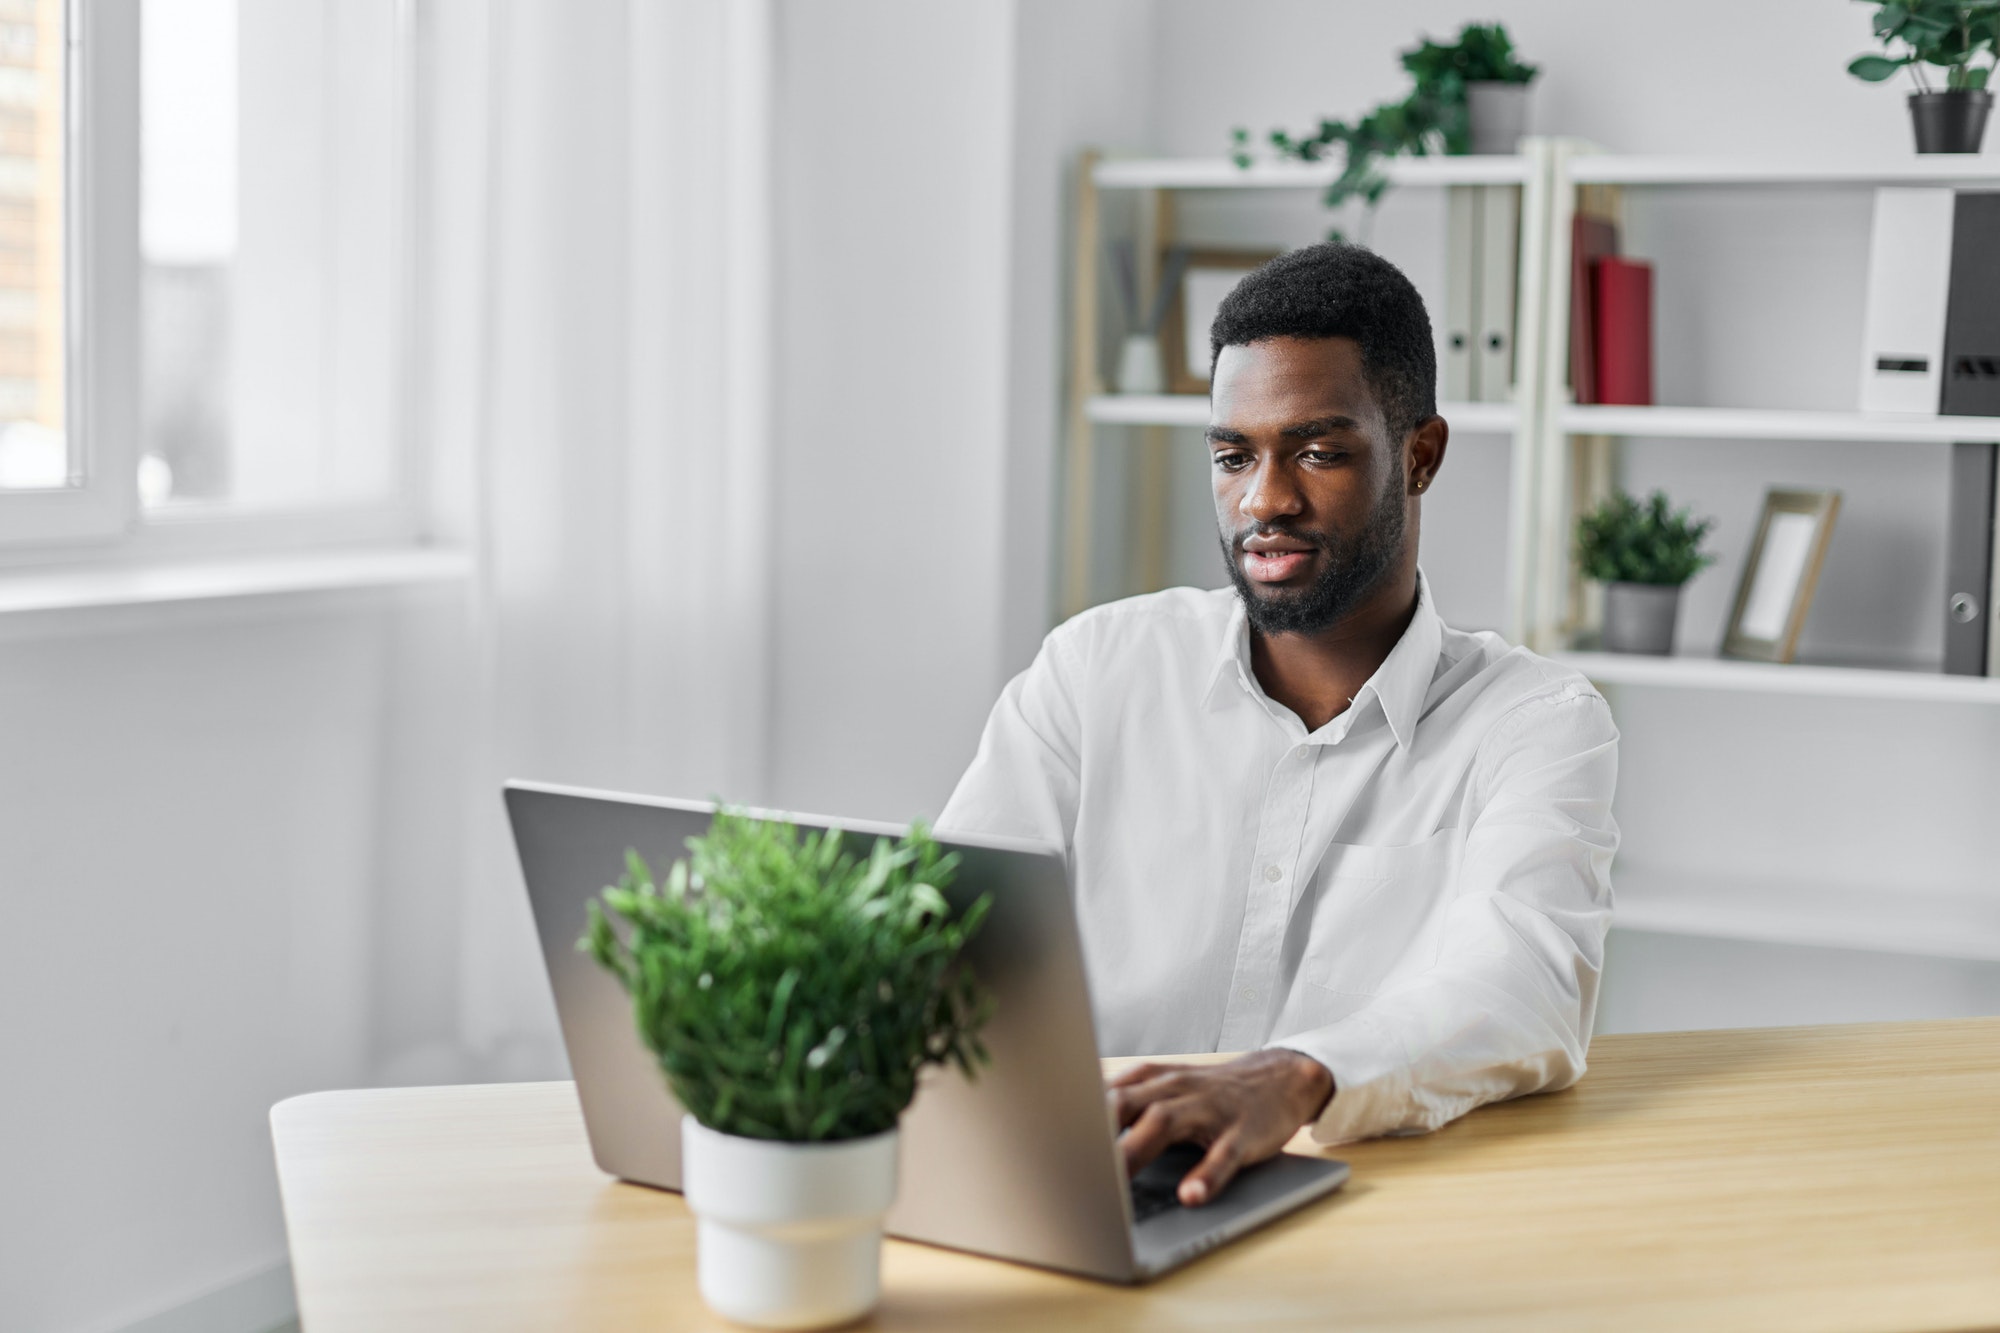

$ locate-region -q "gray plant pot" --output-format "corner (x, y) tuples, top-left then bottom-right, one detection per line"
(1600, 581), (1682, 655)
(1466, 82), (1531, 155)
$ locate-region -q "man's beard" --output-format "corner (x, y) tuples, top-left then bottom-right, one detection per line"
(1219, 480), (1406, 637)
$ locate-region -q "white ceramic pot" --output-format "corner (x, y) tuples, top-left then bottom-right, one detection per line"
(681, 1115), (899, 1330)
(1116, 332), (1165, 394)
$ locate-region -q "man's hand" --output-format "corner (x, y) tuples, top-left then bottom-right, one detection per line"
(1108, 1049), (1334, 1207)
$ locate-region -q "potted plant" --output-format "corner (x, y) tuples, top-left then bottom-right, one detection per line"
(1849, 1), (1999, 153)
(1575, 490), (1716, 655)
(583, 811), (992, 1330)
(1231, 23), (1537, 238)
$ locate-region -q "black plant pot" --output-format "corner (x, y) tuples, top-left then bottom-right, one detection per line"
(1909, 90), (1993, 153)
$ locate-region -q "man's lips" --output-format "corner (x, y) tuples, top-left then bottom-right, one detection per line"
(1239, 541), (1317, 583)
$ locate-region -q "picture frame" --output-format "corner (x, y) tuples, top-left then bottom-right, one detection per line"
(1720, 488), (1842, 663)
(1160, 247), (1285, 395)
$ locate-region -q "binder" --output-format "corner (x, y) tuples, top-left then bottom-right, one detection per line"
(1443, 186), (1478, 401)
(1858, 188), (1954, 414)
(1569, 214), (1619, 405)
(1476, 186), (1519, 403)
(1592, 256), (1654, 406)
(1940, 191), (2000, 417)
(1945, 441), (1997, 675)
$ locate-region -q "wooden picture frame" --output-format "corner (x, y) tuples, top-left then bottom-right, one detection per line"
(1721, 488), (1842, 663)
(1160, 248), (1285, 395)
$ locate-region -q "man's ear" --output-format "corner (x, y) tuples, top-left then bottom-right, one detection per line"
(1407, 416), (1449, 495)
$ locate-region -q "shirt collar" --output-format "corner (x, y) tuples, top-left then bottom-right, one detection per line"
(1200, 571), (1443, 751)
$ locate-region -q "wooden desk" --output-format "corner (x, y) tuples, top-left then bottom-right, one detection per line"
(273, 1019), (2000, 1331)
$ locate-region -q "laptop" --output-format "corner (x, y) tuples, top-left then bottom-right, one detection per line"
(505, 780), (1350, 1282)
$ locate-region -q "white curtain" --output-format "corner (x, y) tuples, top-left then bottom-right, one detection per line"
(418, 0), (776, 1071)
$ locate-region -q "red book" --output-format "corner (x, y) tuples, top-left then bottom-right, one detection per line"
(1570, 214), (1619, 404)
(1592, 255), (1654, 406)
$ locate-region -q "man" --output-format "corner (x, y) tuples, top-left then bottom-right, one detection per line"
(938, 243), (1618, 1209)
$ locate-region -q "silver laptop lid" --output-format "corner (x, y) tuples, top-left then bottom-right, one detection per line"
(504, 781), (1139, 1280)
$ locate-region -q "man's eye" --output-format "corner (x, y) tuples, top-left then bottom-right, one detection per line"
(1302, 450), (1346, 465)
(1213, 453), (1251, 472)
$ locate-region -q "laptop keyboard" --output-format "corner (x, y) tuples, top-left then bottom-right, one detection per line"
(1128, 1143), (1206, 1223)
(1129, 1176), (1183, 1222)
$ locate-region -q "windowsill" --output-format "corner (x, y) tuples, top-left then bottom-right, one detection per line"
(0, 544), (472, 617)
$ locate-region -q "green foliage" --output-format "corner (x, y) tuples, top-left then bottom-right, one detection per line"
(1848, 2), (2000, 92)
(1229, 23), (1537, 239)
(1576, 490), (1717, 587)
(582, 811), (992, 1143)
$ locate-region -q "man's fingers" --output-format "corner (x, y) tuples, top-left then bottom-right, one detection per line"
(1108, 1068), (1196, 1128)
(1119, 1098), (1200, 1177)
(1178, 1129), (1245, 1207)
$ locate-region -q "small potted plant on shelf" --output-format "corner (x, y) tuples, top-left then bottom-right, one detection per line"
(1576, 490), (1716, 656)
(1849, 1), (1999, 153)
(583, 811), (992, 1330)
(1231, 22), (1537, 238)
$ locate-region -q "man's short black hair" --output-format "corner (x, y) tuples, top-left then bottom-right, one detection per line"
(1208, 242), (1437, 441)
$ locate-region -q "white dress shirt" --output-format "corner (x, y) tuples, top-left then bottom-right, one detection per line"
(937, 575), (1619, 1144)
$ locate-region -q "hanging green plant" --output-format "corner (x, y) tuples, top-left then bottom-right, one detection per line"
(1231, 22), (1537, 240)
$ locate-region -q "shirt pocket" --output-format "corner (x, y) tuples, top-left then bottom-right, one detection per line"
(1299, 828), (1460, 997)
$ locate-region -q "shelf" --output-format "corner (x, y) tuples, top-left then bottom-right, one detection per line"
(1085, 394), (1209, 426)
(1556, 650), (2000, 704)
(1094, 153), (2000, 192)
(1092, 155), (1531, 191)
(1614, 864), (2000, 962)
(1087, 395), (1518, 434)
(1558, 403), (2000, 444)
(1567, 156), (2000, 187)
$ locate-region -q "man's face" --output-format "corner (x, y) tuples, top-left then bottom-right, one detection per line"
(1207, 336), (1410, 637)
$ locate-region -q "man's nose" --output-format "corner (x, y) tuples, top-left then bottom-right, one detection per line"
(1239, 461), (1304, 524)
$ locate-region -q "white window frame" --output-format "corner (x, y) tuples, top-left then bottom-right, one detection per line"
(0, 0), (424, 564)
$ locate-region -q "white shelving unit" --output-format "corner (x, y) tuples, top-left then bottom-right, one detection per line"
(1534, 145), (2000, 964)
(1513, 141), (2000, 675)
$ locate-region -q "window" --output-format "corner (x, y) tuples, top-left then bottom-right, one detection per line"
(0, 0), (415, 553)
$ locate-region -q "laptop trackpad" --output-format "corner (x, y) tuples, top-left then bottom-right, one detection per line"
(1130, 1145), (1350, 1275)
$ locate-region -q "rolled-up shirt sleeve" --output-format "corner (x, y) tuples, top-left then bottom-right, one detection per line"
(937, 630), (1083, 856)
(1270, 684), (1620, 1144)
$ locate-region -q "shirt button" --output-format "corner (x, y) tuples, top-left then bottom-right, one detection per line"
(1241, 988), (1258, 1001)
(1264, 864), (1282, 882)
(1296, 745), (1311, 759)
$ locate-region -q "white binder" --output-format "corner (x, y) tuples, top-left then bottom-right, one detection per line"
(1858, 188), (1955, 414)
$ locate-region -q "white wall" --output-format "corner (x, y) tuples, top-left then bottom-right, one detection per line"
(765, 1), (1015, 824)
(0, 592), (454, 1332)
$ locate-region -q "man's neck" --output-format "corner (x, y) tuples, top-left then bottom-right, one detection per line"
(1248, 576), (1420, 733)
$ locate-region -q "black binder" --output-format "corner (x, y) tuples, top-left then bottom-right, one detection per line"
(1941, 193), (2000, 417)
(1944, 441), (1996, 675)
(1939, 194), (2000, 674)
